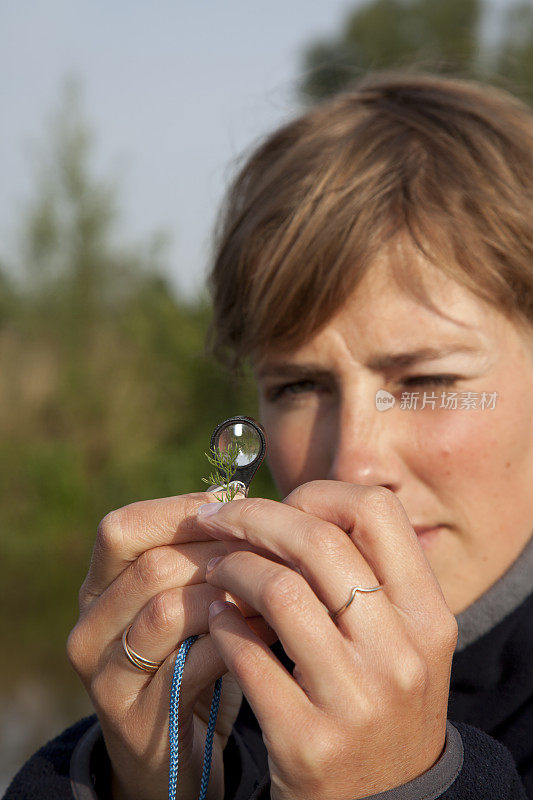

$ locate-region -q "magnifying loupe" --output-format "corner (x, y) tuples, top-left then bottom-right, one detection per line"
(209, 415), (267, 497)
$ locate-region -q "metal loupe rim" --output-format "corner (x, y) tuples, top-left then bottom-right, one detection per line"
(209, 415), (267, 489)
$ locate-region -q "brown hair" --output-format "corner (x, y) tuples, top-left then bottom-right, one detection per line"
(206, 71), (533, 373)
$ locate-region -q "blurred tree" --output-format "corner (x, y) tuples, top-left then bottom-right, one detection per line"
(0, 264), (17, 325)
(0, 82), (276, 698)
(300, 0), (533, 104)
(496, 2), (533, 97)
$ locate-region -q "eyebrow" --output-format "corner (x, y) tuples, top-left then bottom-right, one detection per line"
(365, 344), (481, 371)
(256, 345), (481, 379)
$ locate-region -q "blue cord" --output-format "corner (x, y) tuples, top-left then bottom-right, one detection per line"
(168, 634), (223, 800)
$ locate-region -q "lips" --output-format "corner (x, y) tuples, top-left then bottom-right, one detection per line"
(412, 525), (445, 549)
(413, 526), (442, 535)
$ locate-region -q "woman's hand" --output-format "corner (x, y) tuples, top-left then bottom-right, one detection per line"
(197, 481), (458, 800)
(67, 492), (277, 800)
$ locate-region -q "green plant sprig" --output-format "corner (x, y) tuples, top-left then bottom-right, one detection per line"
(202, 441), (242, 502)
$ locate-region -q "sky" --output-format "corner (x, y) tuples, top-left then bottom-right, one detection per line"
(1, 0), (509, 299)
(1, 0), (366, 299)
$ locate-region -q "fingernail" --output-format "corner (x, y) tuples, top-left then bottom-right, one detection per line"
(209, 600), (235, 618)
(197, 503), (223, 518)
(206, 556), (222, 572)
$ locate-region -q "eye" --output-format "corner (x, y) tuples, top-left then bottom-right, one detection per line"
(268, 379), (320, 401)
(400, 374), (460, 388)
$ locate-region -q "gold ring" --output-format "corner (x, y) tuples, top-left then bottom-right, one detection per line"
(122, 625), (164, 674)
(330, 584), (384, 620)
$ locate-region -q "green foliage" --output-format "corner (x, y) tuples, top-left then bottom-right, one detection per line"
(202, 442), (242, 502)
(0, 85), (277, 692)
(300, 0), (533, 105)
(496, 2), (533, 95)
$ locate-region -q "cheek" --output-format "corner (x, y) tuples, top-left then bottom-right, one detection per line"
(411, 398), (533, 525)
(416, 411), (494, 480)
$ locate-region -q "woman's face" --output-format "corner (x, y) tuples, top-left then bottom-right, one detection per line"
(253, 256), (533, 615)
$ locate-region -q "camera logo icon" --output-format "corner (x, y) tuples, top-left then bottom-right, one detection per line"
(375, 389), (395, 412)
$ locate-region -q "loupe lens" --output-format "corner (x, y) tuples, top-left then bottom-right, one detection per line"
(209, 415), (266, 494)
(216, 421), (261, 466)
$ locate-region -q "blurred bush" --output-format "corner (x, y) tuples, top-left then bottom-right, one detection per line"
(0, 83), (277, 696)
(300, 0), (533, 103)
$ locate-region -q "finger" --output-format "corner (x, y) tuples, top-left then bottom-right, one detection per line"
(198, 485), (448, 628)
(80, 540), (232, 636)
(125, 581), (260, 670)
(81, 492), (222, 605)
(284, 481), (450, 624)
(78, 539), (284, 652)
(152, 613), (276, 723)
(93, 614), (276, 727)
(205, 550), (355, 705)
(208, 600), (308, 745)
(196, 495), (389, 639)
(74, 577), (261, 681)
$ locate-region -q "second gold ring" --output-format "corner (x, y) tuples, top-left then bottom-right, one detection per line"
(122, 625), (164, 674)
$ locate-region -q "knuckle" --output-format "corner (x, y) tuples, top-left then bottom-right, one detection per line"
(66, 623), (94, 684)
(311, 734), (339, 769)
(148, 590), (182, 632)
(96, 508), (128, 554)
(96, 501), (149, 553)
(66, 625), (83, 669)
(262, 570), (304, 613)
(135, 547), (175, 590)
(312, 526), (348, 562)
(294, 726), (334, 774)
(238, 497), (268, 525)
(284, 480), (327, 507)
(230, 639), (264, 678)
(177, 493), (220, 533)
(359, 486), (402, 520)
(395, 650), (429, 695)
(283, 483), (310, 507)
(218, 550), (242, 571)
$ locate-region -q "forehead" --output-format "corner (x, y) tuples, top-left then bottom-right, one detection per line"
(255, 258), (498, 372)
(329, 260), (495, 349)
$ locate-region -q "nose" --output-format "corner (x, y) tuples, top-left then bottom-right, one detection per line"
(326, 396), (402, 493)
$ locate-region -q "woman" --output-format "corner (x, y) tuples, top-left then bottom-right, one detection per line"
(5, 71), (533, 800)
